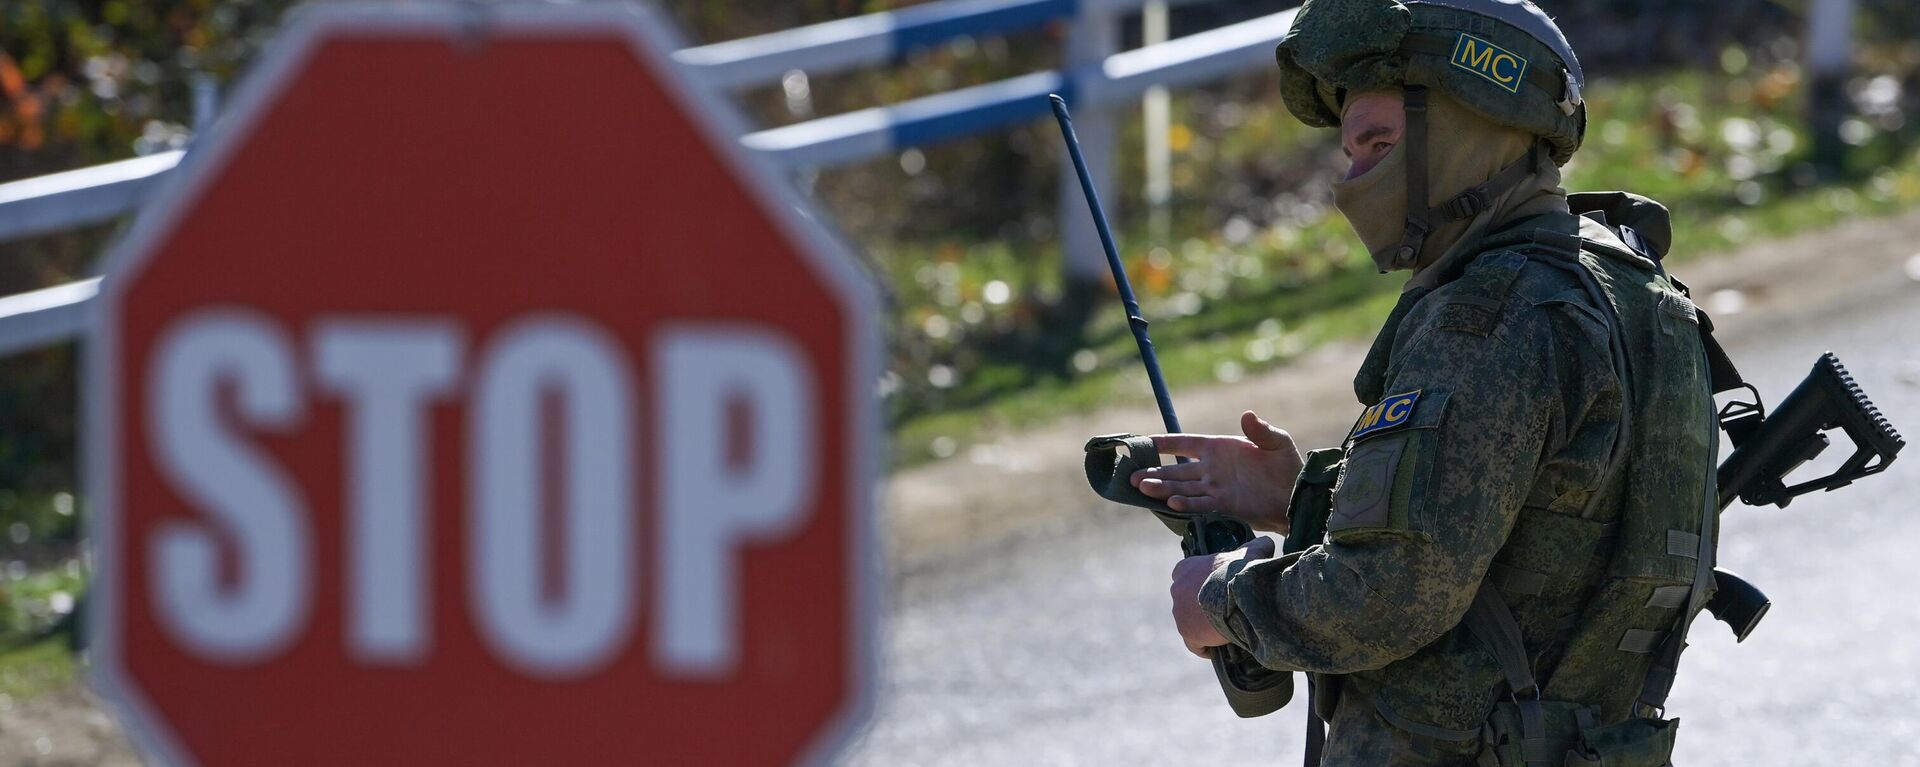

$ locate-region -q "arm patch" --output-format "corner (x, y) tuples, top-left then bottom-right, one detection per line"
(1349, 389), (1422, 441)
(1331, 390), (1451, 538)
(1329, 437), (1404, 530)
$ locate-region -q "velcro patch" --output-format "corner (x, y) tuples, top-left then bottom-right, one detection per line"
(1350, 390), (1421, 441)
(1451, 33), (1529, 94)
(1328, 437), (1403, 531)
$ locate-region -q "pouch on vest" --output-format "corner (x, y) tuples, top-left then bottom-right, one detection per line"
(1564, 715), (1679, 767)
(1282, 447), (1347, 723)
(1476, 703), (1678, 767)
(1474, 700), (1674, 767)
(1473, 699), (1592, 767)
(1284, 447), (1346, 557)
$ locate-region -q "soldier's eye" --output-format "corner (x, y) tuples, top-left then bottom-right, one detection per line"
(1373, 141), (1394, 155)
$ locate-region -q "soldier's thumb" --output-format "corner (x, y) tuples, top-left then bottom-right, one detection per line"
(1241, 411), (1291, 451)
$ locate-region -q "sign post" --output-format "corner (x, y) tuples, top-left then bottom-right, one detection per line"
(89, 5), (879, 765)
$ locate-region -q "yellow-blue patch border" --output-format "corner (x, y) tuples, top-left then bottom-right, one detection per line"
(1450, 32), (1529, 94)
(1350, 389), (1423, 441)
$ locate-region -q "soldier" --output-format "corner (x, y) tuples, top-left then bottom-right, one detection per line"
(1133, 1), (1719, 764)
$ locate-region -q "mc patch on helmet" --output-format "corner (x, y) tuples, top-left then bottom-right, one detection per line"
(1272, 0), (1587, 164)
(1451, 33), (1528, 94)
(1351, 389), (1422, 440)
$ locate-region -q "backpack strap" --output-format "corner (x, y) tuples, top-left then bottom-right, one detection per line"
(1463, 582), (1555, 767)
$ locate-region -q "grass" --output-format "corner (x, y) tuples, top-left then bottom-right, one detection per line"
(0, 564), (82, 699)
(884, 60), (1920, 466)
(0, 636), (75, 699)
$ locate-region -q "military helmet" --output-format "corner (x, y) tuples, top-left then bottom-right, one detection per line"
(1275, 0), (1586, 164)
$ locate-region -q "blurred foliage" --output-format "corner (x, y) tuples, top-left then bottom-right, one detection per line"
(0, 561), (82, 646)
(0, 0), (296, 183)
(885, 54), (1920, 464)
(0, 565), (83, 698)
(0, 0), (297, 659)
(0, 0), (300, 509)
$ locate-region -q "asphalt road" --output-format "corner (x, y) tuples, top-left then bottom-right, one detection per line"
(843, 254), (1920, 766)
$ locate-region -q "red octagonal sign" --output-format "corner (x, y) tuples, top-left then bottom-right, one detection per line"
(89, 5), (878, 765)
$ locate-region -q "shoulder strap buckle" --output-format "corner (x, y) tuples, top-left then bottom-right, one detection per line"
(1441, 188), (1492, 220)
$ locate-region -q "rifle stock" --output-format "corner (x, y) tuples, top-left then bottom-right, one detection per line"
(1716, 352), (1904, 509)
(1700, 351), (1903, 641)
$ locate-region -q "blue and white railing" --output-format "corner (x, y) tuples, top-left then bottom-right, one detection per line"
(735, 8), (1296, 168)
(0, 0), (1301, 356)
(673, 0), (1084, 90)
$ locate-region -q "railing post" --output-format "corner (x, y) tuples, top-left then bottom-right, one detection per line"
(1058, 3), (1121, 288)
(1143, 0), (1172, 245)
(192, 73), (221, 132)
(1806, 0), (1855, 172)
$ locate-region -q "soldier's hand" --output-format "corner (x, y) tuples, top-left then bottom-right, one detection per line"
(1170, 536), (1276, 657)
(1131, 410), (1304, 533)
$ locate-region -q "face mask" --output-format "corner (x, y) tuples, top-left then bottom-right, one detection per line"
(1331, 140), (1409, 273)
(1330, 93), (1561, 277)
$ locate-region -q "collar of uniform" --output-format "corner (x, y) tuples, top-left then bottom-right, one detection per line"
(1355, 209), (1565, 406)
(1475, 209), (1660, 271)
(1353, 285), (1432, 406)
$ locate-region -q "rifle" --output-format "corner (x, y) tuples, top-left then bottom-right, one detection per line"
(1702, 351), (1904, 640)
(1053, 94), (1295, 718)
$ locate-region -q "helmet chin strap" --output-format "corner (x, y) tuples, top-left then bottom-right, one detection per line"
(1390, 85), (1545, 271)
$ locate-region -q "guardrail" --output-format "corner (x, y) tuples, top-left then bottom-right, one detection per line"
(0, 0), (1299, 356)
(739, 9), (1296, 168)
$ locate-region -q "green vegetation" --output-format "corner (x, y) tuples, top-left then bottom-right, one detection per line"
(0, 489), (83, 686)
(884, 61), (1920, 466)
(0, 564), (82, 698)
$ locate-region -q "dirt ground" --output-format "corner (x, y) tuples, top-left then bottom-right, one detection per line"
(8, 209), (1920, 765)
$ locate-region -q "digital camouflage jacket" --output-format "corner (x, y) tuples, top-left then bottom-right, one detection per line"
(1197, 206), (1715, 766)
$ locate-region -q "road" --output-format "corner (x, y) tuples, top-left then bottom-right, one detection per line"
(844, 218), (1920, 766)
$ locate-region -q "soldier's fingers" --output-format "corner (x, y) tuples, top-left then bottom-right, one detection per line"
(1240, 410), (1294, 451)
(1131, 461), (1206, 485)
(1138, 478), (1208, 499)
(1187, 642), (1214, 659)
(1148, 434), (1218, 458)
(1244, 536), (1277, 559)
(1167, 494), (1219, 514)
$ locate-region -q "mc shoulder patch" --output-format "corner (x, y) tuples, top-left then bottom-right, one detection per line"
(1351, 390), (1422, 441)
(1451, 33), (1529, 94)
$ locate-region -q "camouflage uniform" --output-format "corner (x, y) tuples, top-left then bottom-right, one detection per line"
(1201, 206), (1712, 764)
(1192, 3), (1717, 763)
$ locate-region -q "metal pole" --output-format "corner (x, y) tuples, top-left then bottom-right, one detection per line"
(1143, 0), (1172, 244)
(1050, 95), (1180, 434)
(1057, 3), (1120, 287)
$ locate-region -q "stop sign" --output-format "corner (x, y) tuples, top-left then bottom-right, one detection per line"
(88, 4), (878, 765)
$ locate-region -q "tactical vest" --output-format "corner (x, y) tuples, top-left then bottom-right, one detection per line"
(1294, 193), (1718, 766)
